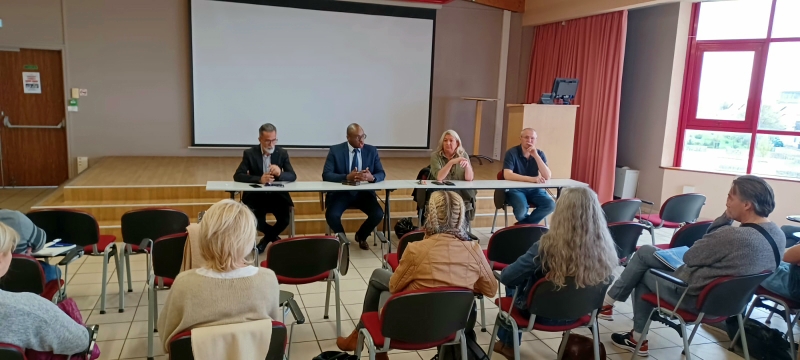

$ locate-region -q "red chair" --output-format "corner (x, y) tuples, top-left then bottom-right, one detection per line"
(356, 287), (476, 360)
(143, 232), (187, 360)
(491, 171), (552, 233)
(601, 199), (642, 223)
(0, 343), (25, 360)
(382, 230), (425, 271)
(168, 320), (287, 360)
(735, 286), (800, 356)
(636, 269), (772, 360)
(0, 252), (81, 302)
(26, 209), (121, 314)
(488, 277), (610, 360)
(653, 220), (713, 250)
(635, 193), (706, 245)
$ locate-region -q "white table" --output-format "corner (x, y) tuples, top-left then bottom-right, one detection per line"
(411, 179), (588, 197)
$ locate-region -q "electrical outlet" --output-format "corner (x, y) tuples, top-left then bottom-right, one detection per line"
(77, 157), (89, 174)
(682, 186), (695, 194)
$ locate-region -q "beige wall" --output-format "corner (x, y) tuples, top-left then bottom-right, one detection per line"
(0, 0), (522, 169)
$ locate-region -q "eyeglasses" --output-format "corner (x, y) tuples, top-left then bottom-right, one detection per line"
(350, 134), (367, 141)
(521, 136), (536, 141)
(262, 139), (278, 144)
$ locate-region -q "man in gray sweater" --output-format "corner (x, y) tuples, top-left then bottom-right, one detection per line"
(601, 175), (785, 356)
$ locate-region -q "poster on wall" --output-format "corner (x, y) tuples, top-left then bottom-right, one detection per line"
(22, 72), (42, 94)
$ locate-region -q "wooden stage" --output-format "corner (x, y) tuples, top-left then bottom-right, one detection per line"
(33, 157), (516, 238)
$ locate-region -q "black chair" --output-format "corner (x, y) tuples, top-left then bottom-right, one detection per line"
(118, 208), (190, 310)
(26, 209), (122, 314)
(488, 277), (611, 360)
(654, 220), (713, 250)
(481, 225), (548, 332)
(0, 343), (24, 360)
(607, 221), (647, 265)
(383, 230), (425, 271)
(601, 199), (642, 223)
(168, 320), (287, 360)
(143, 232), (187, 360)
(636, 269), (772, 360)
(636, 193), (706, 245)
(356, 287), (476, 359)
(1, 251), (82, 302)
(261, 236), (344, 343)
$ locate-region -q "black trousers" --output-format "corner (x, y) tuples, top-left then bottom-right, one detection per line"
(243, 193), (291, 243)
(325, 191), (384, 241)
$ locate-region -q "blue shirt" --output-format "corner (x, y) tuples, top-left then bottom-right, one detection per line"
(502, 145), (548, 178)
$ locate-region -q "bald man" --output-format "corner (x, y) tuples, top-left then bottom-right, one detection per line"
(322, 124), (386, 250)
(501, 128), (555, 225)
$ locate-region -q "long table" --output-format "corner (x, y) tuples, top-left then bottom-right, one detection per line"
(206, 178), (588, 239)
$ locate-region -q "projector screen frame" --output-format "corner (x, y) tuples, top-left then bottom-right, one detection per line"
(188, 0), (437, 150)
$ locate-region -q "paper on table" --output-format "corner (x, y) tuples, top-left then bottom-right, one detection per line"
(33, 240), (76, 257)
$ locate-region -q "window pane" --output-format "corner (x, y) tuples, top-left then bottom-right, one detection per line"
(772, 0), (800, 38)
(682, 130), (751, 173)
(696, 51), (754, 121)
(759, 43), (800, 131)
(697, 0), (771, 40)
(752, 134), (800, 179)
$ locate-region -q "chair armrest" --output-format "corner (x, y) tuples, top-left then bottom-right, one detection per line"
(58, 248), (84, 266)
(287, 298), (305, 325)
(139, 238), (153, 251)
(641, 200), (654, 205)
(649, 269), (687, 288)
(336, 233), (351, 246)
(376, 232), (388, 244)
(493, 271), (501, 281)
(84, 324), (99, 359)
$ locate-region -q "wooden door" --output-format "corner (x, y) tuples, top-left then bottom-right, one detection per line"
(0, 49), (68, 187)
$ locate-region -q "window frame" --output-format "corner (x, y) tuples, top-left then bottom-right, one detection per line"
(675, 0), (800, 177)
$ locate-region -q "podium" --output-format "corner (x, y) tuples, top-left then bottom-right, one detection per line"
(462, 97), (498, 164)
(506, 104), (578, 179)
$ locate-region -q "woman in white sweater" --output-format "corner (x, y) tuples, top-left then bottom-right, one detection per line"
(0, 222), (90, 355)
(158, 199), (281, 351)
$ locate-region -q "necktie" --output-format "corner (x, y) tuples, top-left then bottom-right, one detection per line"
(351, 149), (360, 172)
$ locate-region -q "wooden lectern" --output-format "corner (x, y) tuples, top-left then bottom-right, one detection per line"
(506, 104), (578, 179)
(462, 97), (498, 164)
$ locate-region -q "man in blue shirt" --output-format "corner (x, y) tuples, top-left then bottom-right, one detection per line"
(502, 128), (555, 225)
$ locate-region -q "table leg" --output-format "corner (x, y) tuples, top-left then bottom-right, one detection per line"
(385, 189), (392, 253)
(228, 191), (235, 200)
(557, 187), (562, 198)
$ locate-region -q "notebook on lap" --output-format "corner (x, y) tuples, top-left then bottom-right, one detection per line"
(653, 246), (689, 271)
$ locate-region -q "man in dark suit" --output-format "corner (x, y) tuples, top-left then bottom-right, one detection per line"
(323, 123), (386, 250)
(234, 123), (296, 252)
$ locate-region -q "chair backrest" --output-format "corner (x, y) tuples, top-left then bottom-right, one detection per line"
(152, 233), (188, 280)
(0, 255), (45, 295)
(660, 193), (706, 224)
(527, 277), (612, 320)
(607, 222), (647, 261)
(397, 230), (426, 262)
(496, 171), (503, 180)
(669, 220), (713, 249)
(697, 272), (772, 317)
(486, 225), (548, 265)
(381, 287), (474, 345)
(120, 208), (190, 246)
(0, 343), (25, 360)
(601, 199), (642, 223)
(26, 209), (101, 247)
(168, 321), (287, 360)
(264, 236), (340, 283)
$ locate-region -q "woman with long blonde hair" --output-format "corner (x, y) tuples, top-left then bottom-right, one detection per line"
(493, 187), (618, 359)
(426, 129), (477, 222)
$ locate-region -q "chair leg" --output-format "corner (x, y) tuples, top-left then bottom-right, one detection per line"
(556, 330), (570, 360)
(491, 209), (498, 233)
(648, 227), (656, 246)
(324, 279), (332, 320)
(125, 245), (133, 292)
(480, 296), (487, 332)
(503, 205), (508, 228)
(334, 274), (342, 338)
(679, 319), (693, 360)
(100, 251), (110, 314)
(355, 329), (365, 360)
(591, 318), (601, 360)
(290, 207), (296, 237)
(738, 314), (751, 360)
(510, 320), (521, 360)
(634, 310), (656, 359)
(147, 277), (155, 360)
(459, 331), (468, 359)
(487, 316), (501, 360)
(287, 321), (295, 360)
(731, 300), (758, 347)
(153, 288), (159, 330)
(116, 246), (125, 312)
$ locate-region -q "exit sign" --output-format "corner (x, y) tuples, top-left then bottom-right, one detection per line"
(23, 65), (38, 70)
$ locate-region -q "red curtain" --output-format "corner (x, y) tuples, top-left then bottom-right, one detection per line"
(526, 11), (628, 202)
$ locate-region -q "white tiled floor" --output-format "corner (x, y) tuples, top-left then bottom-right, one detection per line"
(54, 227), (799, 360)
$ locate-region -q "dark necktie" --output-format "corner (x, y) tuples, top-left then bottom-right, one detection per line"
(351, 149), (360, 172)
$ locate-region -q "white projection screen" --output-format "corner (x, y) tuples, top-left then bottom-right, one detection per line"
(190, 0), (436, 148)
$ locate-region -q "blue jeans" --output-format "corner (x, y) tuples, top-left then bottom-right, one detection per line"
(505, 188), (555, 225)
(497, 287), (575, 346)
(40, 261), (62, 283)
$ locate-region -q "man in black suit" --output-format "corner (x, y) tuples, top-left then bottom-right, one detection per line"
(234, 123), (296, 252)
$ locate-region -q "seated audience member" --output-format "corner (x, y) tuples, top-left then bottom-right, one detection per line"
(336, 191), (497, 359)
(783, 225), (800, 248)
(493, 187), (619, 359)
(158, 199), (281, 351)
(322, 123), (386, 250)
(0, 222), (91, 355)
(428, 129), (476, 221)
(603, 175), (785, 355)
(0, 209), (60, 282)
(233, 123), (297, 253)
(761, 239), (800, 301)
(501, 128), (555, 225)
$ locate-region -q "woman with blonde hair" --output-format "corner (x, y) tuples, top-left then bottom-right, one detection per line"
(158, 199), (281, 351)
(337, 191), (496, 359)
(492, 187), (619, 359)
(427, 129), (477, 222)
(0, 222), (91, 355)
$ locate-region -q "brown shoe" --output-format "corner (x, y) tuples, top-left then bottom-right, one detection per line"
(358, 240), (369, 250)
(375, 353), (389, 360)
(493, 341), (515, 360)
(336, 329), (359, 351)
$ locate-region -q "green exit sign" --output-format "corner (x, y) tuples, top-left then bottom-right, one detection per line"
(23, 64), (38, 70)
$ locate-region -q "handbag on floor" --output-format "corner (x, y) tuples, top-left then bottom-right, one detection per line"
(435, 328), (488, 360)
(313, 351), (358, 360)
(561, 334), (606, 360)
(725, 317), (794, 360)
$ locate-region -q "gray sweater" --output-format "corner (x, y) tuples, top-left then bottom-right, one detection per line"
(674, 214), (786, 296)
(0, 290), (90, 355)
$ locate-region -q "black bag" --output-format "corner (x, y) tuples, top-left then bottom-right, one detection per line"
(394, 217), (417, 239)
(435, 329), (488, 360)
(313, 351), (358, 360)
(725, 317), (795, 360)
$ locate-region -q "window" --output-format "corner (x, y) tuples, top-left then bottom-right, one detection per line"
(676, 0), (800, 180)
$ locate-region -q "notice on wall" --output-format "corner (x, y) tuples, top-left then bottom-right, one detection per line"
(67, 98), (78, 112)
(22, 72), (42, 94)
